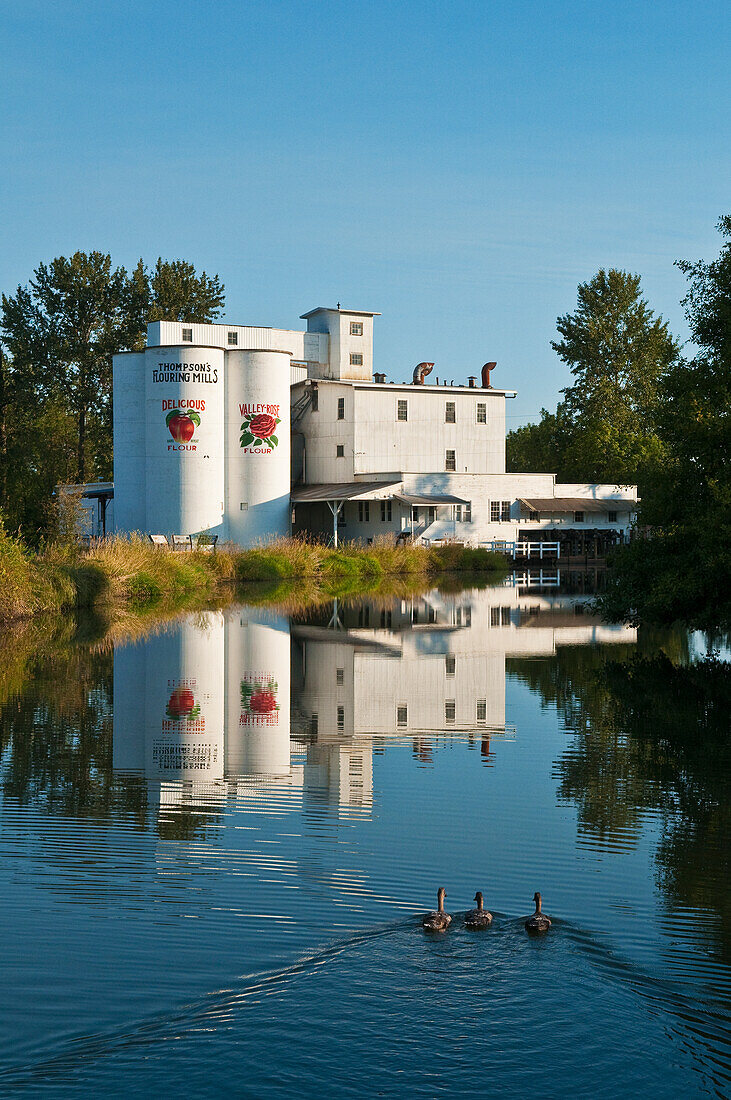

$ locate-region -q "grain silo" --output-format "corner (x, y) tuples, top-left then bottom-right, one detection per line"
(225, 349), (292, 544)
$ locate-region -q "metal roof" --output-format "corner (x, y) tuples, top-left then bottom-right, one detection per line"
(299, 307), (381, 319)
(291, 480), (401, 503)
(519, 497), (636, 513)
(394, 493), (470, 506)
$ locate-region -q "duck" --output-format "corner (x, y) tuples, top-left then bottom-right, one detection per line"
(525, 891), (552, 934)
(422, 887), (451, 932)
(465, 891), (493, 929)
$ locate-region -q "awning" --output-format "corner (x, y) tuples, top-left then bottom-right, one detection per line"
(394, 493), (469, 506)
(291, 480), (401, 503)
(518, 497), (636, 513)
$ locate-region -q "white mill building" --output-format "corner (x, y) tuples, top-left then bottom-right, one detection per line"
(108, 306), (637, 548)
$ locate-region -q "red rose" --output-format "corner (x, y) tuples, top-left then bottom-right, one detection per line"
(249, 413), (277, 439)
(249, 690), (277, 713)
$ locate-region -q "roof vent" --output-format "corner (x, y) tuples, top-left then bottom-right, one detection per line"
(374, 372), (386, 383)
(468, 376), (476, 388)
(412, 362), (434, 385)
(481, 362), (497, 388)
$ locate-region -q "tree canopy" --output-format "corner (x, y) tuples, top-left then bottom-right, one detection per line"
(0, 252), (225, 538)
(507, 269), (679, 489)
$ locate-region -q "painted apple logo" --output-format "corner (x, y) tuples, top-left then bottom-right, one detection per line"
(166, 408), (201, 442)
(166, 687), (200, 720)
(240, 410), (280, 449)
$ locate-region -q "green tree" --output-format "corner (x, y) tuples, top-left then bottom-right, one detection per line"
(1, 253), (226, 538)
(602, 218), (731, 630)
(507, 269), (679, 491)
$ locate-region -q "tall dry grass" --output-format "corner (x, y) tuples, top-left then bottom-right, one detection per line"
(0, 531), (507, 624)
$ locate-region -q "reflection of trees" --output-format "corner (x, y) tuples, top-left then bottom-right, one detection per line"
(509, 645), (731, 963)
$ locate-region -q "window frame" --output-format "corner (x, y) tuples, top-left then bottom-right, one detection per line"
(445, 401), (456, 423)
(350, 321), (363, 336)
(182, 327), (193, 342)
(476, 402), (487, 424)
(337, 396), (345, 420)
(350, 352), (364, 366)
(336, 444), (345, 458)
(227, 331), (238, 346)
(397, 399), (408, 422)
(445, 449), (456, 472)
(574, 510), (585, 524)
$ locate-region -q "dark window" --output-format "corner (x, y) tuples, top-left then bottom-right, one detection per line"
(380, 499), (392, 521)
(491, 607), (500, 626)
(464, 502), (472, 522)
(445, 700), (456, 724)
(501, 607), (511, 625)
(608, 510), (618, 523)
(358, 501), (370, 522)
(476, 700), (487, 723)
(350, 353), (363, 366)
(501, 501), (511, 522)
(445, 655), (455, 677)
(445, 450), (456, 471)
(182, 327), (192, 341)
(397, 399), (408, 421)
(337, 397), (345, 419)
(337, 706), (345, 731)
(336, 668), (344, 686)
(358, 605), (370, 627)
(310, 713), (318, 735)
(397, 705), (408, 727)
(454, 505), (462, 521)
(350, 321), (363, 336)
(445, 401), (456, 423)
(336, 445), (345, 458)
(311, 388), (318, 411)
(476, 403), (487, 424)
(491, 501), (500, 522)
(227, 331), (238, 345)
(380, 609), (392, 628)
(529, 510), (539, 522)
(574, 510), (584, 524)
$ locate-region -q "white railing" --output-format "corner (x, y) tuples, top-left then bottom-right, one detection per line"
(501, 569), (562, 588)
(482, 540), (561, 559)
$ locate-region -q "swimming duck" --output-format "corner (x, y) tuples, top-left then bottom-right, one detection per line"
(525, 891), (551, 934)
(465, 891), (493, 929)
(422, 887), (451, 932)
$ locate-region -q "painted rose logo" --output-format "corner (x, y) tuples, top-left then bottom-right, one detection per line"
(240, 677), (280, 724)
(166, 687), (201, 721)
(166, 408), (201, 442)
(240, 411), (280, 449)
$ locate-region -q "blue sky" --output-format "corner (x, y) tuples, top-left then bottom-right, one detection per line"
(1, 0), (729, 424)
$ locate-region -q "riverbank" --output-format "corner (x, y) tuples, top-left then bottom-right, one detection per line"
(0, 529), (507, 623)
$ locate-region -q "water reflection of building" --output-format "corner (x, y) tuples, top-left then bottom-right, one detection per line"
(292, 584), (637, 742)
(112, 586), (636, 826)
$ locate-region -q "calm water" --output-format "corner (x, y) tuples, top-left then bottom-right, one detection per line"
(0, 581), (729, 1097)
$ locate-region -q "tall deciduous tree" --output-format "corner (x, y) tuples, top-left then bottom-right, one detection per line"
(602, 219), (731, 631)
(507, 270), (679, 490)
(1, 252), (226, 537)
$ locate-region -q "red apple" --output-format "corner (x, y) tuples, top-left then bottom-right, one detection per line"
(249, 690), (277, 713)
(168, 687), (195, 718)
(168, 412), (195, 442)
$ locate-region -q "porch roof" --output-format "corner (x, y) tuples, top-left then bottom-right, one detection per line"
(291, 480), (401, 503)
(394, 492), (469, 506)
(518, 496), (636, 513)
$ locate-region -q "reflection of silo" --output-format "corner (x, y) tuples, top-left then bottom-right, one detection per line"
(225, 350), (292, 545)
(113, 351), (147, 533)
(143, 612), (225, 783)
(145, 345), (225, 537)
(112, 636), (146, 770)
(225, 609), (291, 776)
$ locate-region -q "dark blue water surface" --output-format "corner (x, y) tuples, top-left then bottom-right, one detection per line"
(0, 585), (728, 1097)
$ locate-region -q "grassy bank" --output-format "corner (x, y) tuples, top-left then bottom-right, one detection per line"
(0, 529), (506, 623)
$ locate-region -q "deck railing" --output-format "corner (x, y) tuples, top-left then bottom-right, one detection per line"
(482, 540), (561, 559)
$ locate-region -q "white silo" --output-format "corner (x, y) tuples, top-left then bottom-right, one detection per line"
(144, 345), (226, 538)
(224, 608), (291, 777)
(225, 349), (292, 544)
(112, 352), (146, 533)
